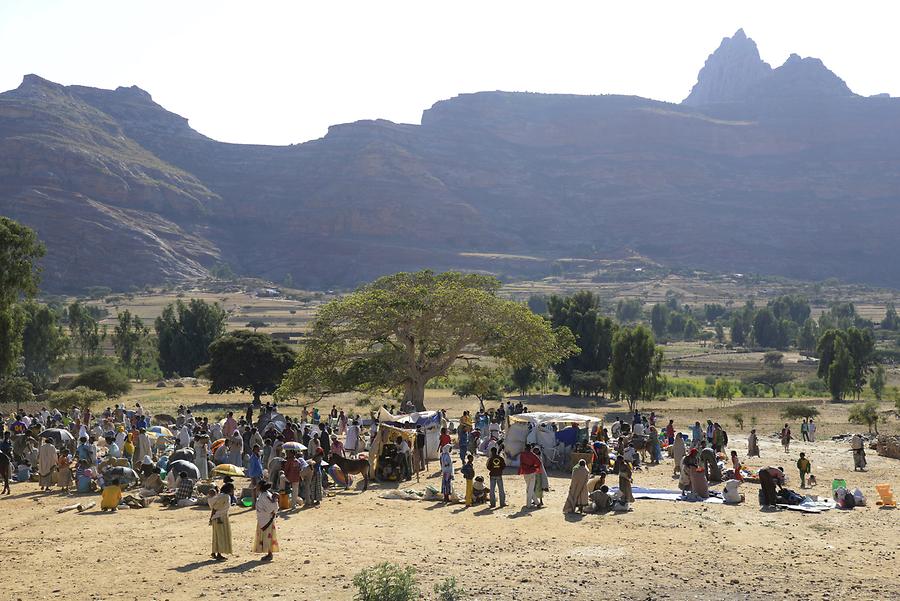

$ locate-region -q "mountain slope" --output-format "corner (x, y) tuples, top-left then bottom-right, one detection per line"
(1, 31), (899, 292)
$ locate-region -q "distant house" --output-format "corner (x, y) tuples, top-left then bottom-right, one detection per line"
(255, 288), (281, 298)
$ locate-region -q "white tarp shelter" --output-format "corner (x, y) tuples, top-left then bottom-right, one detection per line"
(377, 407), (443, 460)
(505, 412), (601, 465)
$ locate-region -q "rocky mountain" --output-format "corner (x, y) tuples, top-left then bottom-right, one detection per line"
(1, 31), (899, 292)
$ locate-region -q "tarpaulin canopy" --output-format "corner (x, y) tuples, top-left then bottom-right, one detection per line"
(377, 408), (442, 460)
(508, 412), (601, 425)
(505, 412), (600, 467)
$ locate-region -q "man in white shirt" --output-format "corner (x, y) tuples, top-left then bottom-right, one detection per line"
(396, 436), (412, 481)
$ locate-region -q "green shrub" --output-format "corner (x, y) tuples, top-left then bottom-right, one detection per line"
(352, 562), (418, 601)
(434, 576), (467, 601)
(780, 403), (820, 420)
(70, 365), (131, 398)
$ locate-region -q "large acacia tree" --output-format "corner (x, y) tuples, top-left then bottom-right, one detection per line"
(276, 271), (577, 411)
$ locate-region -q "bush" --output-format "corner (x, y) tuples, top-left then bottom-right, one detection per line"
(434, 576), (467, 601)
(780, 403), (820, 420)
(70, 365), (131, 398)
(48, 386), (105, 413)
(729, 412), (745, 430)
(352, 563), (418, 601)
(848, 400), (880, 434)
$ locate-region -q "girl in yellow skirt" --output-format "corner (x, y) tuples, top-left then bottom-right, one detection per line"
(208, 482), (233, 561)
(253, 481), (279, 561)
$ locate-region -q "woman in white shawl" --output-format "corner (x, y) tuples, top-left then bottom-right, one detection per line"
(440, 444), (454, 502)
(253, 481), (279, 561)
(209, 482), (233, 560)
(38, 438), (58, 491)
(228, 432), (244, 467)
(345, 421), (360, 457)
(194, 437), (209, 480)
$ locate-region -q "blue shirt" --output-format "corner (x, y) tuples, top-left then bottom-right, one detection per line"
(247, 455), (264, 479)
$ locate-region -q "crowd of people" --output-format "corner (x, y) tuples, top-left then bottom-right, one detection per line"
(0, 398), (876, 560)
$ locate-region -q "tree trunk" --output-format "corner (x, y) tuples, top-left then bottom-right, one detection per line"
(404, 379), (427, 412)
(252, 389), (262, 406)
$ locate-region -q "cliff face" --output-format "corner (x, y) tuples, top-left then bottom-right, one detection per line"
(2, 31), (899, 292)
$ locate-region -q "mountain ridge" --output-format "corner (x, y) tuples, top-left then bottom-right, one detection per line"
(2, 31), (899, 292)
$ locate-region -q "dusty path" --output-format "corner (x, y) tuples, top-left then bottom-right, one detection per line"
(1, 433), (897, 601)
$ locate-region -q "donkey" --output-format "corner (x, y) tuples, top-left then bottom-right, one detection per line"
(329, 453), (370, 491)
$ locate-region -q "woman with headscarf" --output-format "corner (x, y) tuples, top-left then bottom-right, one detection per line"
(209, 482), (234, 561)
(307, 448), (324, 505)
(672, 434), (686, 476)
(591, 441), (609, 476)
(439, 444), (454, 502)
(228, 431), (243, 467)
(563, 459), (591, 513)
(253, 481), (279, 561)
(679, 448), (698, 493)
(747, 429), (760, 458)
(689, 451), (709, 498)
(615, 455), (635, 503)
(193, 436), (209, 480)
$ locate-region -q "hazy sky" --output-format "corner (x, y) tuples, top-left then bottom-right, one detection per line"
(2, 1), (897, 145)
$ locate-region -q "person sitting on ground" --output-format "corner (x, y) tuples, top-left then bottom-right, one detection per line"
(101, 478), (123, 512)
(623, 443), (640, 469)
(140, 466), (164, 497)
(472, 476), (488, 505)
(591, 441), (609, 477)
(589, 484), (613, 513)
(174, 471), (196, 506)
(722, 479), (744, 504)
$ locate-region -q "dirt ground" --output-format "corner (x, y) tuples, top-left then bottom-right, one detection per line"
(2, 392), (899, 601)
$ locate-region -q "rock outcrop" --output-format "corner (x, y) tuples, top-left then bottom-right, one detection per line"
(683, 29), (772, 106)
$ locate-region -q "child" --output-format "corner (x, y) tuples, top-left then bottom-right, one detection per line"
(730, 450), (743, 482)
(57, 452), (72, 493)
(472, 476), (487, 504)
(590, 484), (613, 512)
(101, 478), (123, 512)
(461, 454), (475, 507)
(797, 452), (811, 489)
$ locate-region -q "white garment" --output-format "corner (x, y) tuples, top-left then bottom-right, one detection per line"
(808, 421), (817, 442)
(38, 442), (57, 475)
(255, 491), (278, 528)
(345, 425), (359, 451)
(723, 479), (742, 504)
(632, 423), (645, 436)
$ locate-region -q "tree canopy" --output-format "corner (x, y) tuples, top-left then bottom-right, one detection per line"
(20, 301), (67, 390)
(609, 325), (663, 412)
(207, 330), (295, 403)
(817, 327), (875, 401)
(112, 309), (155, 377)
(276, 271), (576, 410)
(155, 299), (227, 377)
(547, 291), (616, 396)
(0, 218), (45, 379)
